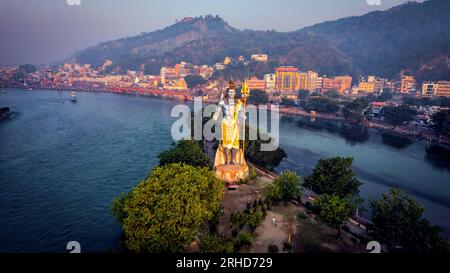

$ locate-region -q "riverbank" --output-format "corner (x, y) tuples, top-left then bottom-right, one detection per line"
(277, 105), (450, 146)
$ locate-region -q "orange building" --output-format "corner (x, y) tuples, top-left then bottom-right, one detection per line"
(436, 81), (450, 97)
(400, 76), (416, 94)
(298, 72), (308, 90)
(275, 66), (300, 92)
(321, 78), (335, 93)
(247, 76), (266, 91)
(334, 76), (352, 94)
(358, 81), (375, 93)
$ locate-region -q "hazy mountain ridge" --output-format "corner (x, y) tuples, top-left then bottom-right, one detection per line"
(72, 0), (450, 81)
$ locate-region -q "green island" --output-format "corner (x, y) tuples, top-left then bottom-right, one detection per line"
(111, 139), (448, 253)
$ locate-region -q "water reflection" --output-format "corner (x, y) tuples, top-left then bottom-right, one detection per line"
(381, 133), (413, 149)
(293, 116), (369, 144)
(339, 125), (369, 144)
(425, 145), (450, 171)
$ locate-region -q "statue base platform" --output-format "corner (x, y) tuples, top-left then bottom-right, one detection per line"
(214, 164), (249, 184)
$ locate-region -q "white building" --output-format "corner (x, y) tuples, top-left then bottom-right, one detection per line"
(264, 73), (276, 92)
(251, 54), (268, 62)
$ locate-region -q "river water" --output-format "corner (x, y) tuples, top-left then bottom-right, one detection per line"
(1, 89), (449, 252)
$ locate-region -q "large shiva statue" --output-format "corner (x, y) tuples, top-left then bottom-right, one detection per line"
(213, 79), (250, 184)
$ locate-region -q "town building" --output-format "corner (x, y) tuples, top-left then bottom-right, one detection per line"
(251, 54), (268, 62)
(422, 82), (438, 97)
(298, 72), (308, 90)
(321, 77), (335, 93)
(316, 77), (323, 92)
(247, 76), (266, 91)
(358, 81), (375, 93)
(334, 76), (352, 94)
(264, 74), (276, 92)
(223, 56), (232, 65)
(436, 81), (450, 97)
(306, 71), (318, 92)
(275, 66), (300, 92)
(400, 75), (416, 94)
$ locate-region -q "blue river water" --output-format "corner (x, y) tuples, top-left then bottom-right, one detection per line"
(0, 89), (449, 252)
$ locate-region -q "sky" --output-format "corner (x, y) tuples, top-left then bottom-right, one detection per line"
(0, 0), (424, 66)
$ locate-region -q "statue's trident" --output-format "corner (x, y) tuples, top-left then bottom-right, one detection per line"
(241, 79), (250, 153)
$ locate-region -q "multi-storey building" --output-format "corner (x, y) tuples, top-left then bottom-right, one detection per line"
(316, 77), (323, 92)
(334, 76), (352, 94)
(400, 75), (416, 94)
(275, 66), (300, 92)
(247, 76), (266, 91)
(298, 72), (308, 90)
(264, 74), (276, 92)
(358, 81), (375, 93)
(436, 81), (450, 97)
(321, 77), (335, 93)
(422, 82), (438, 97)
(306, 71), (319, 92)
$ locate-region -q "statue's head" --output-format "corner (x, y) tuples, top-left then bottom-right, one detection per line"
(226, 79), (236, 100)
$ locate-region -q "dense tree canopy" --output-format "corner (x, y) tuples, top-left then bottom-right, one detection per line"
(246, 89), (269, 105)
(369, 188), (448, 253)
(378, 88), (393, 102)
(243, 127), (287, 171)
(315, 194), (355, 238)
(298, 90), (310, 101)
(343, 98), (369, 124)
(200, 234), (234, 253)
(300, 97), (339, 113)
(281, 97), (297, 107)
(158, 140), (211, 168)
(112, 163), (223, 253)
(382, 105), (416, 126)
(184, 75), (207, 89)
(304, 157), (362, 198)
(324, 89), (340, 99)
(265, 171), (302, 202)
(432, 110), (450, 138)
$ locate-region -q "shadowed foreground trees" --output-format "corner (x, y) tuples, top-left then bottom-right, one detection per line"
(369, 188), (448, 253)
(112, 163), (223, 253)
(432, 110), (450, 138)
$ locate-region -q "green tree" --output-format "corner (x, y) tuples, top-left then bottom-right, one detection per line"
(281, 97), (297, 107)
(184, 75), (207, 89)
(304, 157), (362, 198)
(382, 105), (415, 126)
(265, 171), (302, 202)
(19, 64), (37, 74)
(343, 98), (369, 124)
(200, 234), (234, 253)
(300, 97), (339, 113)
(431, 110), (450, 138)
(244, 128), (287, 171)
(378, 88), (393, 102)
(246, 207), (264, 231)
(298, 90), (310, 101)
(112, 163), (223, 253)
(369, 188), (448, 253)
(325, 89), (340, 99)
(246, 89), (269, 105)
(230, 211), (246, 228)
(238, 232), (253, 248)
(158, 140), (211, 168)
(315, 194), (355, 238)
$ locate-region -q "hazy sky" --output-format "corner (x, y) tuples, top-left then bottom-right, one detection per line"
(0, 0), (424, 66)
